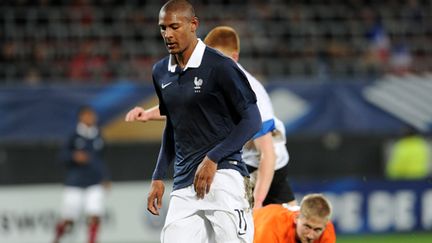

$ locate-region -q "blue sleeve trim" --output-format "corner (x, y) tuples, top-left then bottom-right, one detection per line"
(252, 119), (275, 140)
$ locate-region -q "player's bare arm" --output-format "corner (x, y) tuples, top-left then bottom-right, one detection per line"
(253, 133), (276, 209)
(193, 156), (217, 199)
(147, 179), (165, 215)
(125, 105), (166, 122)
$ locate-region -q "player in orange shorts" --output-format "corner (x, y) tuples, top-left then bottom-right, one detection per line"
(253, 193), (336, 243)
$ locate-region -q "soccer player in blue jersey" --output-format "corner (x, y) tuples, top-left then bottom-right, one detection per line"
(53, 106), (110, 243)
(126, 1), (261, 242)
(127, 26), (297, 210)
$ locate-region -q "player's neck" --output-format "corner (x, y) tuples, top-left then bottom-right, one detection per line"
(175, 38), (198, 69)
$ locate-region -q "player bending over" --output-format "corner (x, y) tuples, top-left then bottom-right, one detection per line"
(253, 193), (336, 243)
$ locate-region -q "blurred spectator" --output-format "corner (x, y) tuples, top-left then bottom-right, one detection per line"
(385, 127), (431, 180)
(362, 8), (391, 76)
(24, 67), (42, 85)
(2, 0), (432, 83)
(68, 40), (110, 83)
(30, 41), (52, 82)
(389, 41), (413, 76)
(1, 42), (19, 81)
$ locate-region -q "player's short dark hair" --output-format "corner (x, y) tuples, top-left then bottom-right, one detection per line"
(77, 105), (95, 116)
(160, 0), (195, 20)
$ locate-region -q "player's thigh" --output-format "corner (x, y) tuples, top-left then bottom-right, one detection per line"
(83, 184), (105, 217)
(206, 209), (253, 243)
(61, 186), (84, 220)
(206, 170), (254, 243)
(162, 212), (211, 243)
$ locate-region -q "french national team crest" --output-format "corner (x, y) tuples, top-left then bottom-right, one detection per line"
(194, 77), (203, 93)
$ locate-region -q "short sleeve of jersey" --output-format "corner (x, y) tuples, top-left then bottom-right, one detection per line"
(215, 61), (256, 113)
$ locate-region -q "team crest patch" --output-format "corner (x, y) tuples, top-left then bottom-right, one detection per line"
(194, 77), (203, 93)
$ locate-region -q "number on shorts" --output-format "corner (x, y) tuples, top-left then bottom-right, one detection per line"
(234, 209), (247, 235)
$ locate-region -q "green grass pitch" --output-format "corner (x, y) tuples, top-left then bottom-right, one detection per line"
(337, 232), (432, 243)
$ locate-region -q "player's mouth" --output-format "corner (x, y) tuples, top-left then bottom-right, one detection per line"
(166, 43), (176, 49)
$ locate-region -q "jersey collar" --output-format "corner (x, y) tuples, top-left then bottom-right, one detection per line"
(76, 122), (99, 139)
(168, 38), (205, 73)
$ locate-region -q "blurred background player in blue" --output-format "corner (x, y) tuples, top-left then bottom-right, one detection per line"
(53, 105), (110, 243)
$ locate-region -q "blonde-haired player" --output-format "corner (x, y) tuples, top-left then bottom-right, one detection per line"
(253, 193), (336, 243)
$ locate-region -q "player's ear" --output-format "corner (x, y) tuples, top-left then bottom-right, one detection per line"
(191, 16), (198, 32)
(232, 52), (239, 62)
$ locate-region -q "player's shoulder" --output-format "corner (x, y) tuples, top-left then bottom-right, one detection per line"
(152, 56), (170, 74)
(258, 204), (299, 220)
(255, 204), (297, 228)
(258, 203), (297, 216)
(203, 46), (236, 68)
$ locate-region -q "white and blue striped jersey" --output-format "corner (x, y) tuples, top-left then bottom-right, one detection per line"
(238, 64), (290, 170)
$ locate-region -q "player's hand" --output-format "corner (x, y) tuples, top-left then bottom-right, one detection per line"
(193, 156), (217, 199)
(147, 180), (165, 215)
(73, 150), (89, 165)
(125, 106), (150, 122)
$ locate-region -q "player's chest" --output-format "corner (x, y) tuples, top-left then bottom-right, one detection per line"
(158, 69), (215, 105)
(74, 136), (104, 151)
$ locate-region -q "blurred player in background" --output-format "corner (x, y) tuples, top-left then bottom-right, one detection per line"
(53, 105), (110, 243)
(253, 193), (336, 243)
(126, 26), (297, 209)
(126, 0), (260, 242)
(204, 26), (296, 209)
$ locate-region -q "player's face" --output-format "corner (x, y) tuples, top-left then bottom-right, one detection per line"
(158, 10), (197, 55)
(295, 215), (327, 243)
(80, 110), (97, 126)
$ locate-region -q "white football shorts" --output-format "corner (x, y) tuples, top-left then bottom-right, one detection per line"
(61, 184), (105, 220)
(161, 169), (254, 243)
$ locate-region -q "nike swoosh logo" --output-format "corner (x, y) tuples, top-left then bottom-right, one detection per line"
(161, 82), (173, 89)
